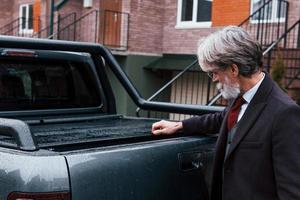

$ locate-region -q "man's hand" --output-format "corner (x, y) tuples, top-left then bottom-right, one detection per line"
(152, 120), (183, 135)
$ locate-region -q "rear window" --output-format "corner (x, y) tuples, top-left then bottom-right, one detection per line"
(0, 59), (101, 111)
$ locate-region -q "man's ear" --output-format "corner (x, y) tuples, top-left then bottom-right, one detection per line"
(231, 64), (239, 77)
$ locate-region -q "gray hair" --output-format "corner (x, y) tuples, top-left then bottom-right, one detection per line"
(197, 26), (263, 77)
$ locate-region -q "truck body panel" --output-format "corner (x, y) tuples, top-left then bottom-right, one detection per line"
(65, 136), (214, 200)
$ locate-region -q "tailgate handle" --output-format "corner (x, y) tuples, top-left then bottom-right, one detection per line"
(178, 152), (203, 171)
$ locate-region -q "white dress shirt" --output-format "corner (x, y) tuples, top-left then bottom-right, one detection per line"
(237, 72), (265, 122)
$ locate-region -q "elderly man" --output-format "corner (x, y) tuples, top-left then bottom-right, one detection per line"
(152, 26), (300, 200)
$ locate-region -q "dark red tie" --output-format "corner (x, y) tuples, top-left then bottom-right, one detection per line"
(227, 96), (246, 130)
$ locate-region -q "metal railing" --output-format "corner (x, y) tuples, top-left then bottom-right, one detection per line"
(263, 19), (300, 90)
(0, 9), (129, 50)
(49, 9), (129, 50)
(49, 10), (99, 42)
(0, 18), (20, 35)
(34, 12), (77, 39)
(135, 62), (226, 120)
(0, 14), (76, 39)
(0, 17), (41, 37)
(135, 0), (291, 119)
(239, 0), (289, 48)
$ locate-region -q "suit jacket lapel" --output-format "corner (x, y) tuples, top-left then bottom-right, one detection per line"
(224, 73), (274, 162)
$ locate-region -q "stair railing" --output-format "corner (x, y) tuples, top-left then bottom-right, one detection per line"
(0, 18), (20, 35)
(136, 60), (199, 117)
(0, 17), (41, 37)
(47, 10), (98, 41)
(263, 19), (300, 89)
(33, 12), (76, 39)
(0, 14), (76, 39)
(136, 59), (224, 120)
(239, 0), (289, 48)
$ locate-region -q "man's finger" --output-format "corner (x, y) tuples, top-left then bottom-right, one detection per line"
(152, 121), (163, 132)
(152, 129), (162, 135)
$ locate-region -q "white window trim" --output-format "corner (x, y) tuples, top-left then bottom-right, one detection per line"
(250, 0), (286, 24)
(19, 4), (34, 34)
(176, 0), (212, 29)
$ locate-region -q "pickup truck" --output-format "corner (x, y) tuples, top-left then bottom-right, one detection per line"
(0, 36), (223, 200)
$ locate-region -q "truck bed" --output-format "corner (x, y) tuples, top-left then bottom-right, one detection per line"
(0, 115), (157, 151)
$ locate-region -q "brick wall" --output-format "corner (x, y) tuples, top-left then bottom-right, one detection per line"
(287, 0), (300, 27)
(13, 0), (34, 19)
(125, 0), (219, 55)
(126, 0), (164, 54)
(162, 0), (219, 55)
(58, 0), (96, 17)
(0, 0), (14, 28)
(212, 0), (250, 26)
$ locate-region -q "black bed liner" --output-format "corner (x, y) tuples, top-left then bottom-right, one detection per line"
(31, 116), (155, 146)
(0, 115), (157, 151)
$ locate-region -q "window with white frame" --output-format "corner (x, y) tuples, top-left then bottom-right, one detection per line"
(251, 0), (286, 23)
(19, 4), (34, 33)
(176, 0), (212, 29)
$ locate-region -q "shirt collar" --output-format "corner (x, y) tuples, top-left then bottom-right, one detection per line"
(242, 72), (265, 103)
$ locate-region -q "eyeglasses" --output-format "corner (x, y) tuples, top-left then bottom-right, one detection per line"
(206, 69), (220, 79)
(207, 71), (214, 78)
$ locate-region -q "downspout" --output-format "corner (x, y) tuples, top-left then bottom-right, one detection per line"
(49, 0), (69, 38)
(49, 0), (55, 38)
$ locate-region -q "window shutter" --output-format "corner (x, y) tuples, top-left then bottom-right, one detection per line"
(33, 0), (41, 33)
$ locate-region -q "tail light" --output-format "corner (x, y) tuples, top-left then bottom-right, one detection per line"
(7, 191), (70, 200)
(1, 49), (37, 57)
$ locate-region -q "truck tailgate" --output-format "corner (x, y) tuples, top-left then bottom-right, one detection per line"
(64, 136), (215, 200)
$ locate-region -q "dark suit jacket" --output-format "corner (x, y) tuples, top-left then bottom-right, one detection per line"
(182, 74), (300, 200)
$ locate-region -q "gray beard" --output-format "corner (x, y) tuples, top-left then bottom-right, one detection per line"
(216, 77), (240, 100)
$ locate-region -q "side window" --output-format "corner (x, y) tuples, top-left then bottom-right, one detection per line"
(176, 0), (212, 29)
(19, 4), (34, 34)
(250, 0), (287, 23)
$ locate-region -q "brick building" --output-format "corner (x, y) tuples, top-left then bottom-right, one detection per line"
(0, 0), (299, 116)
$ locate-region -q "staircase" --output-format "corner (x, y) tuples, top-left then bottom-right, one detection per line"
(264, 19), (300, 104)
